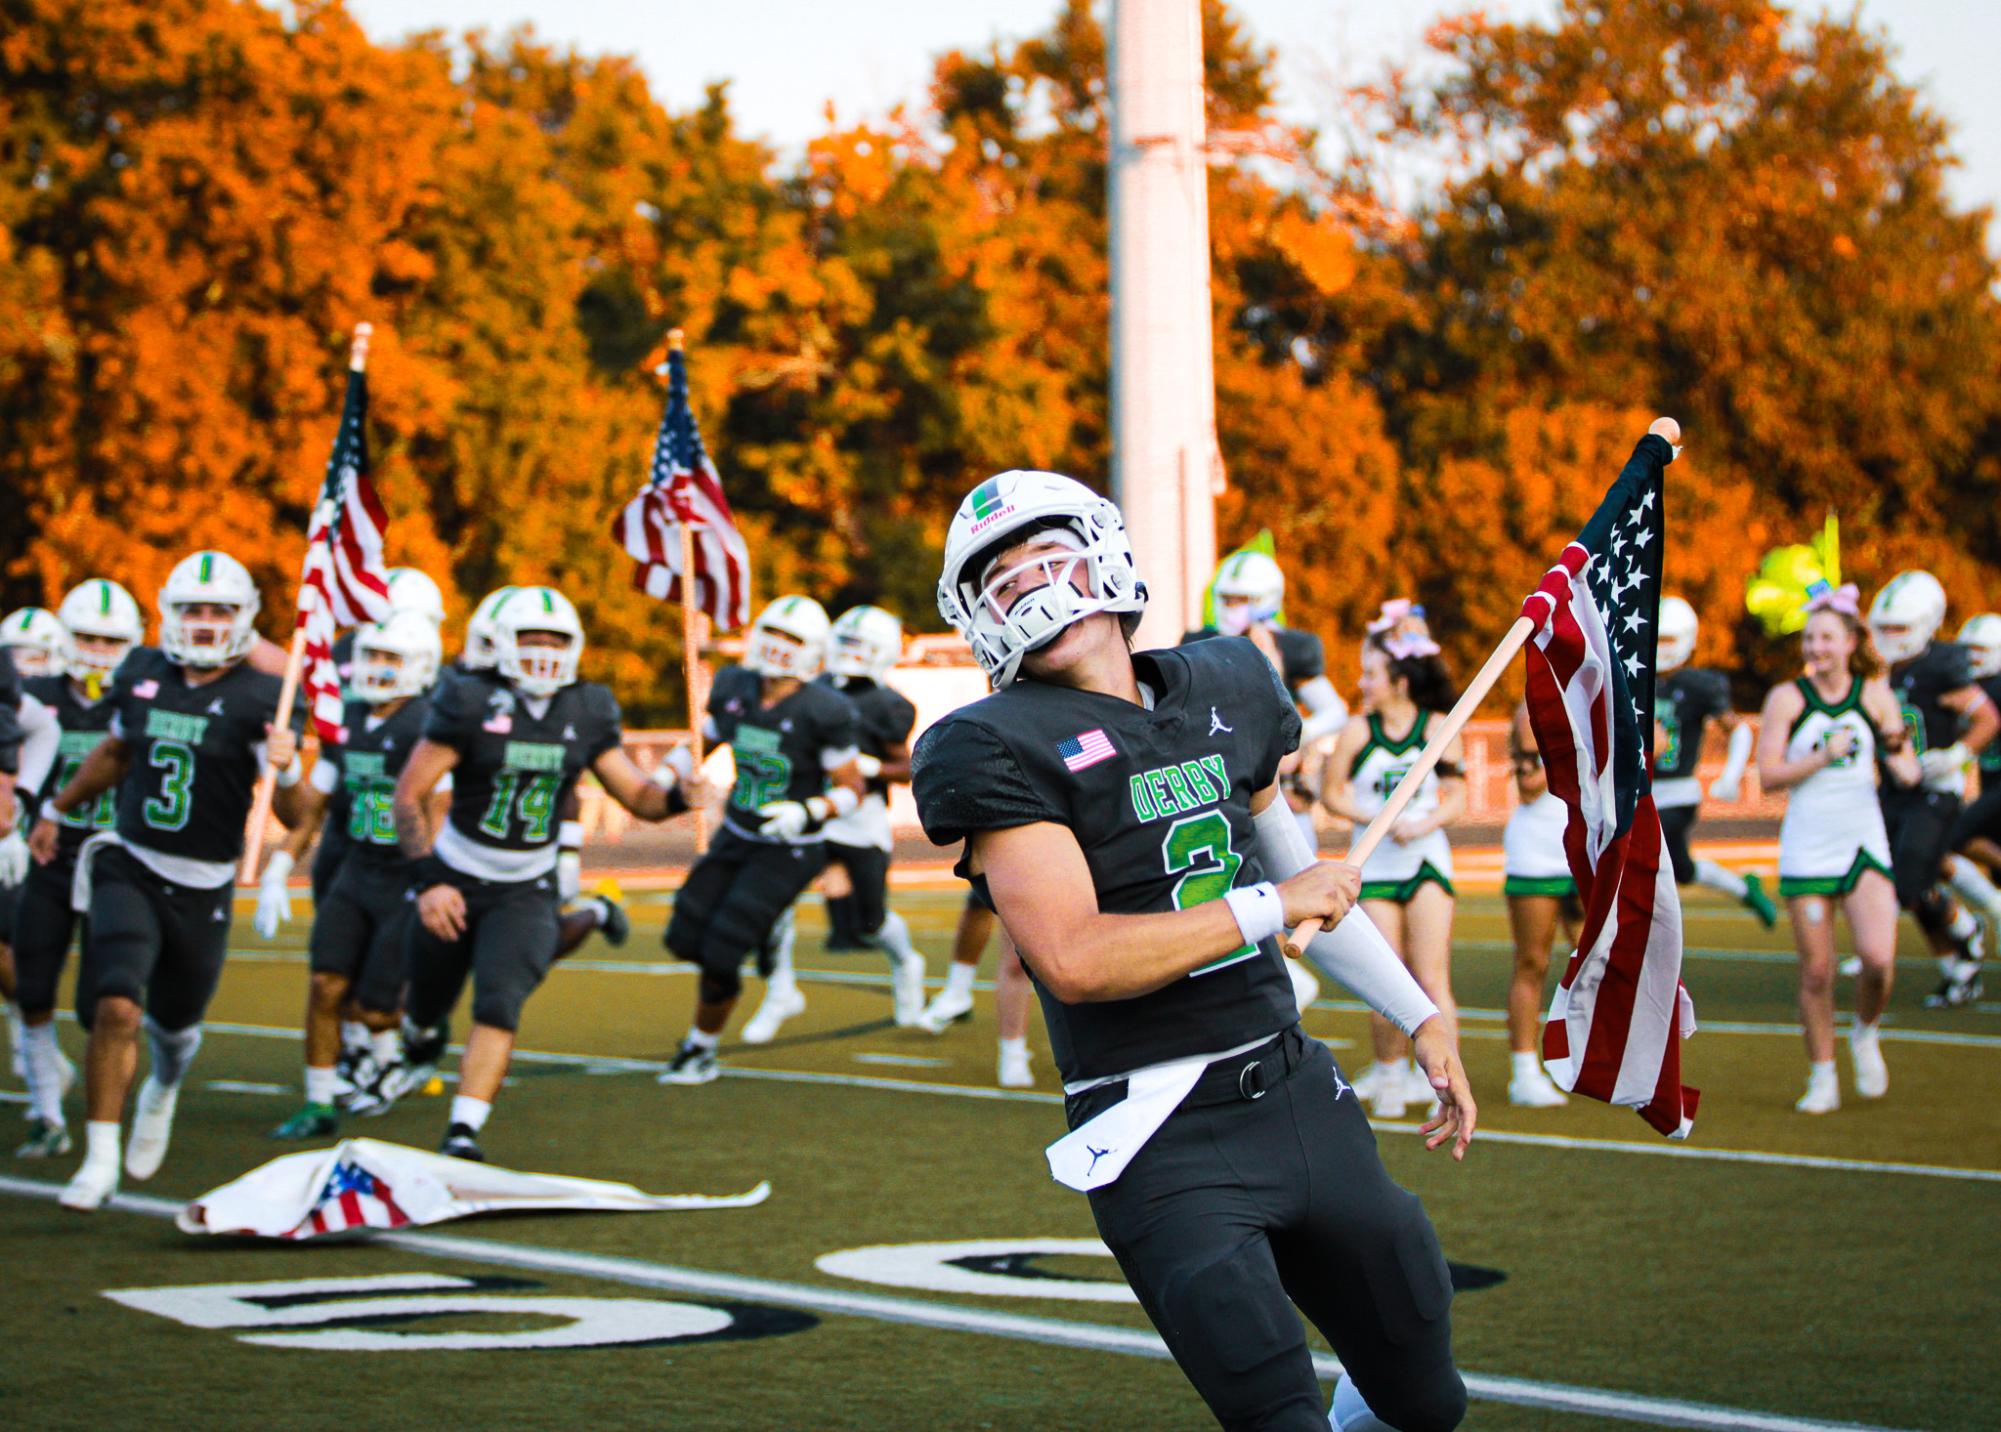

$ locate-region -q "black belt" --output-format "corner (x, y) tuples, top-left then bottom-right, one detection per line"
(1183, 1026), (1308, 1108)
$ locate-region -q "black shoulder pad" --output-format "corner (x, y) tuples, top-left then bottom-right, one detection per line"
(911, 711), (1064, 847)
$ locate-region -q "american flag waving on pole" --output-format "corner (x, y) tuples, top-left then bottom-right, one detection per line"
(615, 336), (751, 629)
(297, 325), (391, 743)
(1521, 424), (1698, 1138)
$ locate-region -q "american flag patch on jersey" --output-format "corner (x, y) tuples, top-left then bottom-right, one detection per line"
(1057, 729), (1117, 772)
(133, 679), (159, 698)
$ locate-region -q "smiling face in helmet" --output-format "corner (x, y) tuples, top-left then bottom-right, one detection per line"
(979, 531), (1112, 683)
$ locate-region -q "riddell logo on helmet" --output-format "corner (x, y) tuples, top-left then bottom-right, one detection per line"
(966, 479), (1016, 536)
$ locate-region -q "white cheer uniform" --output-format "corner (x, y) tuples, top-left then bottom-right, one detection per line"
(1346, 711), (1454, 902)
(1502, 790), (1575, 897)
(1776, 677), (1892, 897)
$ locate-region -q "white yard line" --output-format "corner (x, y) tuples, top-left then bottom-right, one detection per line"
(0, 1172), (1908, 1432)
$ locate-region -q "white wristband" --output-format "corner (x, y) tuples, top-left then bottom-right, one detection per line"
(275, 756), (305, 789)
(823, 785), (861, 819)
(1222, 881), (1286, 947)
(42, 799), (63, 824)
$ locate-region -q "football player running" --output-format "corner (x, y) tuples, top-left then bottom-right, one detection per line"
(1652, 597), (1778, 926)
(391, 586), (704, 1160)
(1759, 590), (1916, 1112)
(660, 596), (865, 1081)
(0, 610), (66, 1087)
(1499, 702), (1579, 1108)
(264, 611), (444, 1140)
(1866, 572), (1998, 1008)
(912, 470), (1471, 1432)
(1319, 629), (1465, 1120)
(1939, 614), (2001, 925)
(7, 582), (144, 1157)
(31, 552), (308, 1211)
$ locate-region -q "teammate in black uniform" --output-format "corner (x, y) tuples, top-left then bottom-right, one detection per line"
(659, 595), (865, 1082)
(8, 580), (145, 1158)
(1867, 572), (1998, 1007)
(743, 604), (925, 1041)
(391, 586), (703, 1160)
(267, 612), (443, 1140)
(1651, 596), (1777, 926)
(30, 551), (307, 1211)
(1941, 614), (2001, 924)
(912, 469), (1471, 1432)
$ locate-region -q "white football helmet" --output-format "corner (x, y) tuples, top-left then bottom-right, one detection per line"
(1657, 595), (1698, 673)
(58, 578), (145, 684)
(159, 550), (260, 667)
(1959, 614), (2001, 680)
(386, 567), (446, 628)
(1868, 570), (1947, 665)
(1, 606), (71, 678)
(462, 586), (518, 672)
(827, 604), (903, 682)
(1212, 551), (1284, 636)
(747, 596), (832, 680)
(937, 469), (1147, 688)
(495, 586), (584, 698)
(352, 609), (443, 703)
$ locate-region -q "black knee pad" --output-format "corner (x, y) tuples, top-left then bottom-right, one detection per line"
(469, 987), (523, 1033)
(699, 969), (741, 1005)
(664, 903), (709, 963)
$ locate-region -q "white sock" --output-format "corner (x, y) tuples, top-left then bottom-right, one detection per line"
(1694, 858), (1750, 901)
(583, 895), (611, 927)
(1945, 855), (2001, 917)
(371, 1028), (402, 1065)
(872, 909), (920, 969)
(998, 1036), (1028, 1062)
(684, 1026), (720, 1052)
(143, 1018), (202, 1087)
(765, 912), (797, 990)
(305, 1065), (338, 1107)
(1808, 1058), (1837, 1082)
(85, 1120), (121, 1169)
(449, 1094), (491, 1132)
(1510, 1051), (1543, 1081)
(1331, 1371), (1396, 1432)
(4, 1001), (22, 1061)
(24, 1023), (67, 1125)
(340, 1019), (369, 1054)
(944, 960), (977, 1000)
(1946, 904), (1979, 943)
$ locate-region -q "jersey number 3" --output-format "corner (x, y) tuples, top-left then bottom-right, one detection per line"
(142, 741), (196, 832)
(1163, 810), (1258, 975)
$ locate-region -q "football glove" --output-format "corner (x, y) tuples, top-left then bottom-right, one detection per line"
(0, 829), (26, 888)
(1707, 777), (1741, 803)
(757, 799), (815, 841)
(1919, 743), (1970, 785)
(854, 754), (882, 779)
(254, 850), (295, 938)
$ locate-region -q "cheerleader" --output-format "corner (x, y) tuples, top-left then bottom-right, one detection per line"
(1499, 702), (1578, 1108)
(1757, 586), (1918, 1113)
(1320, 628), (1463, 1117)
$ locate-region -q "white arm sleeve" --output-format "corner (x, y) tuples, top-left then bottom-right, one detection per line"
(14, 695), (60, 794)
(1251, 794), (1440, 1037)
(1720, 722), (1754, 785)
(1293, 676), (1348, 744)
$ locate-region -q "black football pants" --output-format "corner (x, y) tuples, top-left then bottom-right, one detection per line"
(76, 844), (233, 1033)
(665, 827), (826, 1004)
(310, 861), (414, 1015)
(404, 868), (559, 1034)
(1882, 787), (1962, 934)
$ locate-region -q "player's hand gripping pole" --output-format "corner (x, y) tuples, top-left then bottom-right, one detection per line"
(669, 328), (711, 855)
(239, 322), (372, 886)
(1281, 415), (1681, 957)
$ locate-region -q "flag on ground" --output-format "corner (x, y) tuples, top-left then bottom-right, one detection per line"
(615, 346), (751, 630)
(1520, 431), (1698, 1138)
(298, 363), (390, 743)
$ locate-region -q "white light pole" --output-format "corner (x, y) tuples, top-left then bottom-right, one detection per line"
(1109, 0), (1221, 648)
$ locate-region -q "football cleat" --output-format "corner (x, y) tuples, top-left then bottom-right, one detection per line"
(270, 1103), (339, 1141)
(123, 1077), (179, 1180)
(1740, 872), (1779, 929)
(892, 955), (928, 1028)
(440, 1122), (486, 1162)
(1848, 1026), (1889, 1099)
(997, 1043), (1034, 1089)
(15, 1118), (72, 1159)
(657, 1041), (721, 1085)
(400, 1021), (449, 1090)
(347, 1062), (416, 1116)
(741, 984), (806, 1045)
(331, 1044), (365, 1100)
(1924, 962), (1984, 1009)
(591, 885), (631, 948)
(59, 1156), (119, 1212)
(916, 985), (975, 1035)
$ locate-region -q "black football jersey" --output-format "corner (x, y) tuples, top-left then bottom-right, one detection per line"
(108, 648), (296, 862)
(1179, 625), (1326, 696)
(1981, 676), (2001, 775)
(0, 644), (20, 774)
(1653, 668), (1732, 780)
(912, 637), (1303, 1083)
(709, 665), (861, 834)
(818, 674), (917, 797)
(23, 673), (121, 856)
(325, 696), (431, 868)
(424, 672), (621, 853)
(1888, 641), (1973, 757)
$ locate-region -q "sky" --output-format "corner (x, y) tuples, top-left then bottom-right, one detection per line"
(346, 0), (2001, 239)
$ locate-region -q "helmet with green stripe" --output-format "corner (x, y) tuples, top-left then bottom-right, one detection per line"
(827, 604), (902, 681)
(57, 578), (145, 683)
(0, 606), (71, 678)
(1867, 570), (1946, 665)
(494, 585), (584, 697)
(462, 585), (519, 672)
(1959, 613), (2001, 680)
(353, 609), (443, 702)
(1211, 550), (1284, 636)
(747, 595), (831, 680)
(159, 550), (260, 667)
(386, 567), (447, 628)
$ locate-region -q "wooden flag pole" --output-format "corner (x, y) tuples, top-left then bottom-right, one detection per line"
(669, 328), (711, 854)
(240, 322), (372, 885)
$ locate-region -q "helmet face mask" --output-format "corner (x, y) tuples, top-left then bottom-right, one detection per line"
(1, 606), (71, 678)
(58, 578), (144, 684)
(495, 587), (584, 698)
(352, 610), (442, 703)
(827, 605), (902, 682)
(1868, 570), (1946, 666)
(937, 470), (1146, 689)
(1959, 614), (2001, 680)
(747, 596), (831, 680)
(463, 586), (518, 672)
(1657, 595), (1698, 673)
(1212, 552), (1284, 636)
(159, 551), (259, 668)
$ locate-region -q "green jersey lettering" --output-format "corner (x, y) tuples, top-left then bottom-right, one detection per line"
(144, 709), (210, 745)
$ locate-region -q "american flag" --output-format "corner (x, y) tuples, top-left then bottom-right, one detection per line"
(287, 1156), (412, 1239)
(297, 362), (390, 743)
(1058, 728), (1117, 772)
(614, 346), (751, 630)
(1521, 431), (1698, 1138)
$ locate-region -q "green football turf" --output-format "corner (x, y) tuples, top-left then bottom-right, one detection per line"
(3, 888), (1996, 1430)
